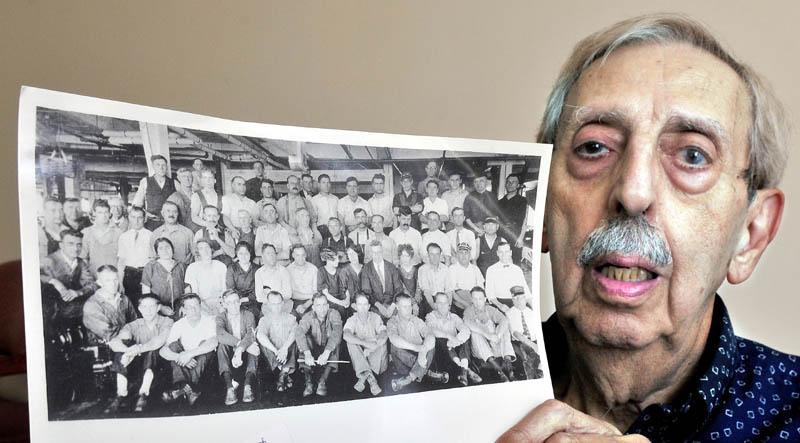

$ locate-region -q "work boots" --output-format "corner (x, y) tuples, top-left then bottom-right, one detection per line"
(302, 369), (314, 397)
(426, 370), (450, 384)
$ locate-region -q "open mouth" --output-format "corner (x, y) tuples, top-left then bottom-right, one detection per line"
(596, 264), (657, 282)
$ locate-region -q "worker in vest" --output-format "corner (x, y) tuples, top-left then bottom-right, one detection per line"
(132, 155), (176, 231)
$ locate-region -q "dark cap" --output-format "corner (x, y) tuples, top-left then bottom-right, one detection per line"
(483, 216), (499, 224)
(457, 242), (472, 252)
(400, 172), (413, 181)
(510, 285), (526, 296)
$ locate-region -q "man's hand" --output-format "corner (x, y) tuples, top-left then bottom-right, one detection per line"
(232, 348), (243, 368)
(185, 358), (198, 369)
(51, 280), (68, 297)
(62, 289), (79, 302)
(497, 399), (649, 443)
(120, 348), (137, 367)
(276, 346), (288, 364)
(318, 349), (331, 366)
(176, 352), (194, 366)
(304, 351), (316, 367)
(159, 306), (174, 316)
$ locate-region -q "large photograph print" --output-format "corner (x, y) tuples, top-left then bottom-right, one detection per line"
(19, 87), (553, 443)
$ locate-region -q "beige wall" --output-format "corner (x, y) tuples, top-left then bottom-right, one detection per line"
(1, 1), (797, 354)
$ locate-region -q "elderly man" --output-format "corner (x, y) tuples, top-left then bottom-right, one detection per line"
(338, 176), (372, 233)
(277, 175), (316, 229)
(499, 14), (798, 443)
(132, 155), (176, 230)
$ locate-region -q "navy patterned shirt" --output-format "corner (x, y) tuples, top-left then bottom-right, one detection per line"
(543, 295), (800, 442)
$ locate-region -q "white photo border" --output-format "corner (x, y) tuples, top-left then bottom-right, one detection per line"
(19, 86), (554, 443)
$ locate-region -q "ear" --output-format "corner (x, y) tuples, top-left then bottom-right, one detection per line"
(727, 188), (784, 284)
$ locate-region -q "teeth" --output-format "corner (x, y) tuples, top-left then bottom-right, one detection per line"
(600, 265), (654, 282)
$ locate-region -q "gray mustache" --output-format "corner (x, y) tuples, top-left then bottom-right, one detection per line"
(577, 214), (672, 268)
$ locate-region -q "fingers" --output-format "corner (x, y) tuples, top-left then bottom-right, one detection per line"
(497, 400), (622, 443)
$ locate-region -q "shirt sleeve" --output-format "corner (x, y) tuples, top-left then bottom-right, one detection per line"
(166, 320), (182, 345)
(294, 313), (312, 353)
(326, 310), (343, 352)
(82, 300), (116, 341)
(77, 260), (97, 296)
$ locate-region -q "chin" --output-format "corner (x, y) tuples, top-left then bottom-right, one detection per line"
(573, 312), (662, 350)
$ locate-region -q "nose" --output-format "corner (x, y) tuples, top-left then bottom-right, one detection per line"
(610, 136), (658, 219)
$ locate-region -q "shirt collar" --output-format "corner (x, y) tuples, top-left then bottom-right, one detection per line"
(543, 294), (739, 434)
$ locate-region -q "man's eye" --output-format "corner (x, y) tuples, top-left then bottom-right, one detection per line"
(679, 147), (710, 168)
(574, 141), (609, 158)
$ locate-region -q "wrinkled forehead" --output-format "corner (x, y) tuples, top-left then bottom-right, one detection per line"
(561, 43), (751, 160)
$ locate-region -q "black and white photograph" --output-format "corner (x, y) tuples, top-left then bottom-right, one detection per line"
(19, 88), (553, 442)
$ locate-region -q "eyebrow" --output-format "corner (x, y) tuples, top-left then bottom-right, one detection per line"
(663, 111), (729, 147)
(566, 106), (633, 133)
(565, 106), (729, 146)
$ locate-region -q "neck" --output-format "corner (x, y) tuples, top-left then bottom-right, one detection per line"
(180, 184), (191, 193)
(556, 305), (714, 432)
(349, 195), (358, 202)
